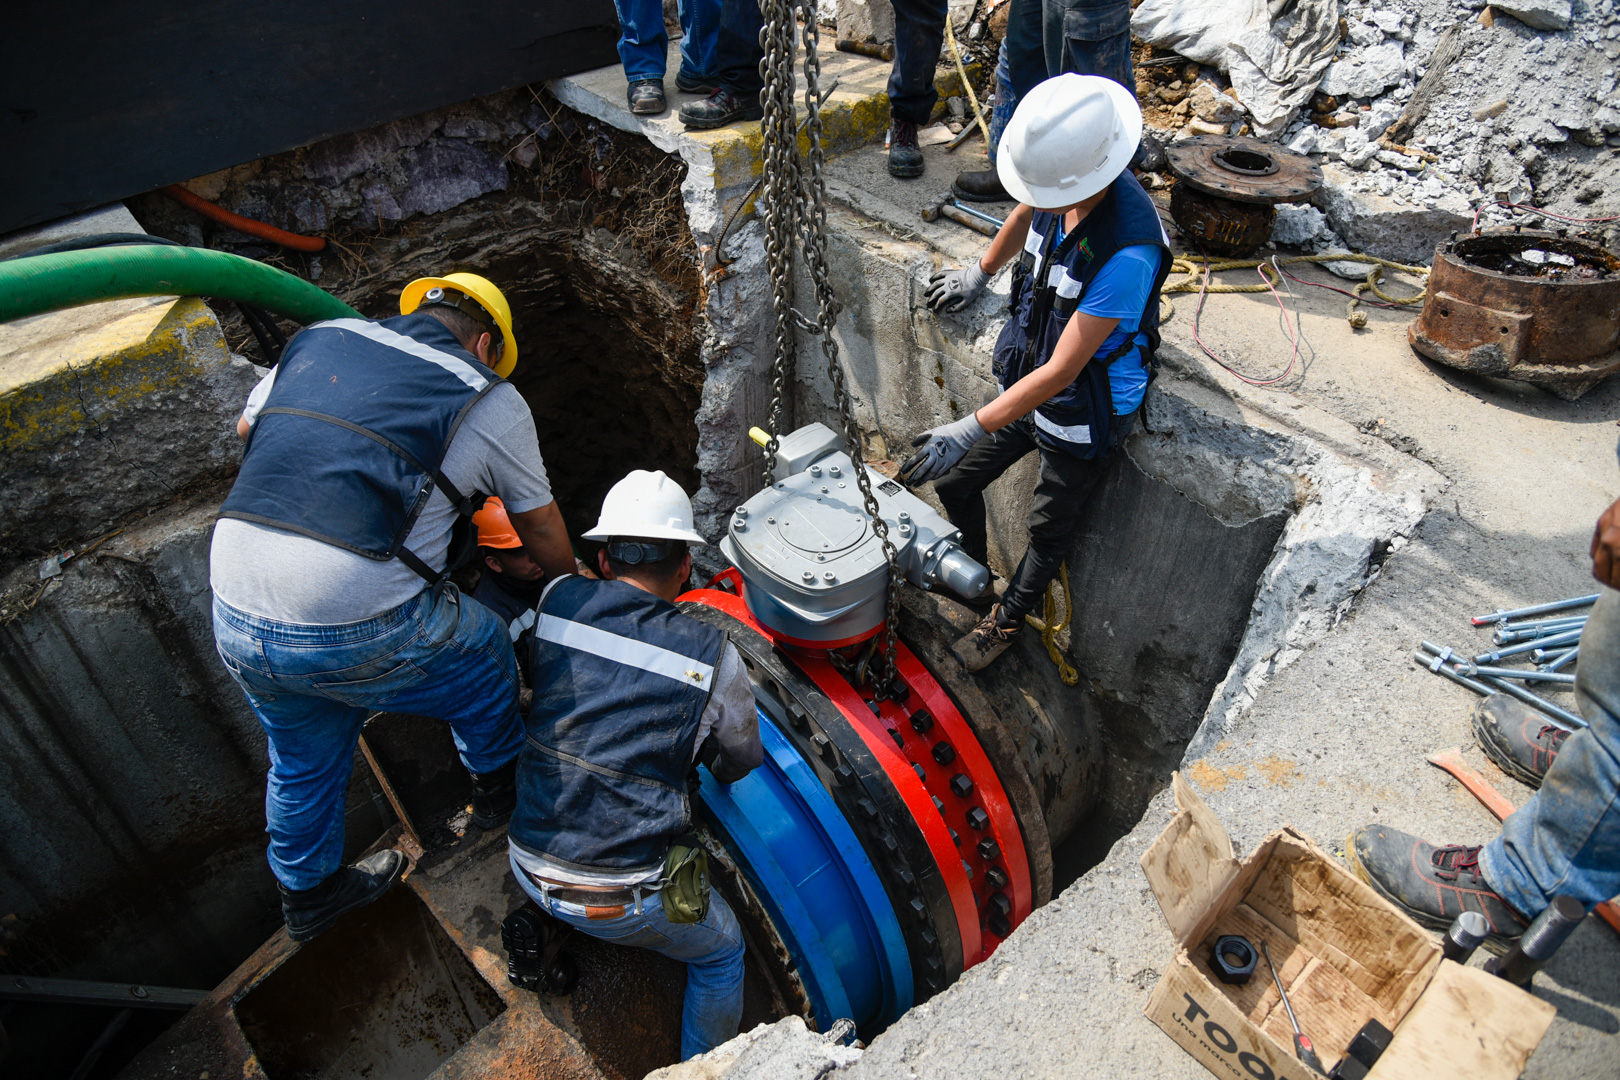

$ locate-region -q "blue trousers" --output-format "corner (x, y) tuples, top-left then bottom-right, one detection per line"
(1482, 586), (1620, 917)
(1041, 0), (1133, 92)
(213, 585), (524, 890)
(512, 856), (746, 1059)
(615, 0), (722, 82)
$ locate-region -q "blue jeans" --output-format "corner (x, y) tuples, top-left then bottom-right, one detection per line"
(1041, 0), (1133, 93)
(616, 0), (721, 82)
(1482, 586), (1620, 917)
(512, 856), (746, 1058)
(213, 585), (524, 890)
(989, 0), (1047, 165)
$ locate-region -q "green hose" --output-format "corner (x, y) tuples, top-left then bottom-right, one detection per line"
(0, 244), (361, 326)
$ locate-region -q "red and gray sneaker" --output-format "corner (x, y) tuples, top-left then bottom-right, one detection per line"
(1346, 825), (1528, 952)
(1472, 695), (1572, 789)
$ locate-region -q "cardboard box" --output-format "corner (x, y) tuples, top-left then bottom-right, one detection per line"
(1141, 774), (1555, 1080)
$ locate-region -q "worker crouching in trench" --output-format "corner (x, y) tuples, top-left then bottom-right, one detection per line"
(904, 74), (1171, 672)
(504, 470), (764, 1060)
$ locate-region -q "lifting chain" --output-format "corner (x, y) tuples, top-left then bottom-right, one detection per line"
(755, 0), (903, 695)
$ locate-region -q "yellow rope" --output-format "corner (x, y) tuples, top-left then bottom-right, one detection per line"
(942, 18), (992, 152)
(1161, 252), (1429, 295)
(1023, 562), (1080, 686)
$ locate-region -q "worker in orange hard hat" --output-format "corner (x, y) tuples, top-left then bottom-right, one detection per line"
(469, 496), (547, 645)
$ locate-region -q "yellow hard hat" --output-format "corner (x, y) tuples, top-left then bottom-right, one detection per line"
(400, 272), (518, 377)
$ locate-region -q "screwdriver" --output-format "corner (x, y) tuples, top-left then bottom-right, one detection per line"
(1261, 941), (1325, 1074)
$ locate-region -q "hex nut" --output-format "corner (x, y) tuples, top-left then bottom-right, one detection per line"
(949, 773), (974, 798)
(966, 806), (990, 830)
(1210, 934), (1257, 984)
(932, 741), (956, 765)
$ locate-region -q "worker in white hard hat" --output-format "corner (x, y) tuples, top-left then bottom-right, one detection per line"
(504, 470), (762, 1060)
(211, 270), (580, 944)
(900, 74), (1172, 673)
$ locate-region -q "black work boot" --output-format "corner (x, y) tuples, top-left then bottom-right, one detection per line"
(279, 849), (406, 942)
(951, 168), (1007, 202)
(469, 758), (518, 829)
(674, 70), (720, 94)
(679, 87), (764, 130)
(1472, 695), (1572, 789)
(1345, 825), (1528, 950)
(952, 603), (1020, 673)
(502, 903), (578, 994)
(627, 78), (667, 116)
(888, 120), (923, 179)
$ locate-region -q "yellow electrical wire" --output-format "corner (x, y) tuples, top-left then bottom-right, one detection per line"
(1023, 563), (1080, 686)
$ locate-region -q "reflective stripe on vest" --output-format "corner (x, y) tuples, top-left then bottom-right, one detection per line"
(533, 614), (715, 689)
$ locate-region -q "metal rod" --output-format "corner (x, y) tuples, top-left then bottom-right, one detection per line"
(1544, 646), (1580, 673)
(950, 200), (1006, 229)
(1414, 649), (1495, 696)
(1473, 627), (1583, 664)
(68, 1008), (133, 1080)
(1494, 619), (1585, 644)
(1471, 594), (1599, 626)
(1457, 664), (1576, 684)
(1500, 614), (1588, 633)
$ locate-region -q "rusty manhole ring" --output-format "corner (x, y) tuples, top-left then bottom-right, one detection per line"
(1165, 135), (1322, 205)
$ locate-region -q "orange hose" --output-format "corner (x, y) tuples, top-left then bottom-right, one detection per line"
(160, 184), (326, 252)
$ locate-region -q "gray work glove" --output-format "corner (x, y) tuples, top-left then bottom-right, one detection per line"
(899, 413), (987, 485)
(926, 260), (991, 314)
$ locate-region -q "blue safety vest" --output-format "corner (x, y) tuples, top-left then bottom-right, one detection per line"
(470, 570), (541, 645)
(991, 172), (1172, 459)
(218, 313), (501, 583)
(510, 576), (726, 871)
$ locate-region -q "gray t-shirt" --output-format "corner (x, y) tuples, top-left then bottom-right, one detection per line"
(211, 365), (552, 625)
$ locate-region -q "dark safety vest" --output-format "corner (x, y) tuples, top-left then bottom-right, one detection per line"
(991, 171), (1172, 460)
(470, 569), (542, 644)
(218, 313), (501, 583)
(509, 576), (726, 872)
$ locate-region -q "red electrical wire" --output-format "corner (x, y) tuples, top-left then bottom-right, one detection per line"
(160, 184), (326, 252)
(1272, 264), (1406, 308)
(1189, 255), (1302, 387)
(1471, 200), (1620, 234)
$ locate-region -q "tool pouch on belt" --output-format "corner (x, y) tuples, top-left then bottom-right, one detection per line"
(660, 834), (711, 924)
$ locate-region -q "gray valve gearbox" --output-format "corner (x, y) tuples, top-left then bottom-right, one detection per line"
(720, 423), (989, 644)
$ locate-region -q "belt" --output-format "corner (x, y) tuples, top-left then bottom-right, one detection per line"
(525, 870), (661, 919)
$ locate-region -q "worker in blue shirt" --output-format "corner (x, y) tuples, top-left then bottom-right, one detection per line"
(902, 74), (1170, 672)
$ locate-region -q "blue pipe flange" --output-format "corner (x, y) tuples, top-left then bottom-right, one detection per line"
(698, 710), (913, 1037)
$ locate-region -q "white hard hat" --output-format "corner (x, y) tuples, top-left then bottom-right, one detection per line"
(996, 74), (1142, 209)
(582, 469), (708, 544)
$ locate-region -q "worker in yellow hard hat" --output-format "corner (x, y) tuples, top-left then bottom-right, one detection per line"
(469, 496), (547, 645)
(212, 267), (577, 944)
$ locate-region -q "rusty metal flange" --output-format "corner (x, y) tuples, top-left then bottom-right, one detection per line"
(1165, 135), (1322, 205)
(1409, 229), (1620, 401)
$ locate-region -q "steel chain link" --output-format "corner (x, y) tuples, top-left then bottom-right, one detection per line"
(756, 0), (902, 694)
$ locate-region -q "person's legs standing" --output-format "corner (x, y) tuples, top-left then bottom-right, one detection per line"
(996, 426), (1117, 622)
(885, 0), (948, 177)
(677, 0), (723, 88)
(1480, 586), (1620, 915)
(681, 0), (766, 128)
(512, 860), (747, 1058)
(1041, 0), (1132, 90)
(616, 0), (674, 113)
(954, 0), (1045, 198)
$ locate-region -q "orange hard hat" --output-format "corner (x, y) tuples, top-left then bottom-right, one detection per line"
(474, 496), (522, 549)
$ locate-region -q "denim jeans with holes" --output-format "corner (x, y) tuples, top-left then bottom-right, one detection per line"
(512, 854), (746, 1059)
(213, 584), (524, 891)
(1482, 586), (1620, 917)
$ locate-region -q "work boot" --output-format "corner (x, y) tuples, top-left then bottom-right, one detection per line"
(888, 121), (924, 179)
(279, 849), (407, 943)
(502, 903), (578, 995)
(1345, 825), (1528, 950)
(469, 758), (519, 829)
(1472, 695), (1572, 789)
(679, 87), (764, 130)
(952, 168), (1008, 202)
(627, 79), (667, 116)
(674, 70), (720, 95)
(952, 604), (1020, 672)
